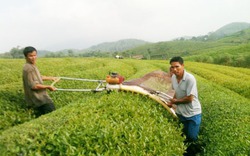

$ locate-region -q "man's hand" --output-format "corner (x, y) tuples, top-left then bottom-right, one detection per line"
(47, 86), (56, 91)
(52, 77), (60, 81)
(166, 102), (173, 108)
(32, 84), (56, 91)
(170, 98), (177, 104)
(170, 95), (194, 105)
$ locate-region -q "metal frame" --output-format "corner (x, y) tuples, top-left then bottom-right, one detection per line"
(50, 77), (176, 117)
(51, 77), (106, 92)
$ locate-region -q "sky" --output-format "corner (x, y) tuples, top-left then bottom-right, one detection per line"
(0, 0), (250, 52)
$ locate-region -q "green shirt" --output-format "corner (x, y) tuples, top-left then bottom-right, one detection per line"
(23, 63), (53, 108)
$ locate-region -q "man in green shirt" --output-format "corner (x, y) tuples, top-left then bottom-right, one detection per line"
(23, 46), (58, 117)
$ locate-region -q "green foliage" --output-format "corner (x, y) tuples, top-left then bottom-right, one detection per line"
(216, 28), (250, 44)
(126, 40), (232, 59)
(9, 47), (24, 58)
(0, 52), (12, 58)
(122, 26), (250, 68)
(0, 93), (185, 155)
(0, 58), (250, 155)
(0, 58), (185, 155)
(185, 62), (250, 99)
(187, 43), (250, 68)
(192, 76), (250, 155)
(0, 59), (36, 132)
(184, 62), (250, 155)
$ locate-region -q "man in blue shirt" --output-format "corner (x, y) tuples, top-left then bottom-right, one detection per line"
(168, 56), (202, 155)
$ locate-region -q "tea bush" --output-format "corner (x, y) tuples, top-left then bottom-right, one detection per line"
(0, 58), (250, 155)
(0, 92), (185, 155)
(194, 76), (250, 155)
(186, 62), (250, 99)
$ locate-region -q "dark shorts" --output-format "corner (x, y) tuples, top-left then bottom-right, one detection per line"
(34, 103), (56, 117)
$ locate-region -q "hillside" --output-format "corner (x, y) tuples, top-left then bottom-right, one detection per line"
(81, 22), (250, 59)
(185, 28), (250, 67)
(122, 25), (250, 67)
(0, 39), (150, 58)
(216, 27), (250, 43)
(121, 40), (234, 59)
(124, 23), (250, 56)
(84, 38), (150, 52)
(208, 22), (250, 40)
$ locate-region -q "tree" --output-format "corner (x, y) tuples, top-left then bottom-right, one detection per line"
(147, 48), (151, 60)
(10, 46), (24, 58)
(68, 50), (74, 57)
(244, 54), (250, 67)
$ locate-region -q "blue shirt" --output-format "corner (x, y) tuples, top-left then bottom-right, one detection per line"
(171, 70), (202, 117)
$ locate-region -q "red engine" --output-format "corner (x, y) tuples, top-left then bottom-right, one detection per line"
(106, 72), (124, 84)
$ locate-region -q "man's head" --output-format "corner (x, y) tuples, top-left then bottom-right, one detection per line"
(23, 46), (37, 64)
(170, 56), (184, 65)
(23, 46), (37, 57)
(169, 56), (184, 78)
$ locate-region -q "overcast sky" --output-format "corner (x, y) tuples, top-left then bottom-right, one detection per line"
(0, 0), (250, 52)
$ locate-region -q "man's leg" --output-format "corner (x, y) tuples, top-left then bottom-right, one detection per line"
(176, 114), (188, 139)
(187, 114), (201, 142)
(42, 103), (56, 114)
(36, 103), (56, 117)
(185, 114), (202, 155)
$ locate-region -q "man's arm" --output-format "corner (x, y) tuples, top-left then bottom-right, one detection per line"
(32, 84), (56, 91)
(42, 76), (58, 81)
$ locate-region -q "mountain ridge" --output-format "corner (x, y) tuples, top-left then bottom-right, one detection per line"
(83, 38), (150, 52)
(208, 22), (250, 40)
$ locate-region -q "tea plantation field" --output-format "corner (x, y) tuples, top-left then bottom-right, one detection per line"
(0, 58), (249, 155)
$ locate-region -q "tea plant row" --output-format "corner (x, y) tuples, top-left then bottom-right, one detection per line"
(0, 58), (249, 155)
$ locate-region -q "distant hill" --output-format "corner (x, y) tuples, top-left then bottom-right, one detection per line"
(0, 48), (53, 58)
(185, 28), (250, 67)
(208, 22), (250, 40)
(122, 24), (250, 67)
(121, 40), (232, 59)
(1, 22), (250, 65)
(216, 28), (250, 43)
(84, 39), (150, 52)
(37, 50), (53, 57)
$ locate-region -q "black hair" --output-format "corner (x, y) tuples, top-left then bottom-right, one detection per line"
(169, 56), (184, 65)
(23, 46), (37, 57)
